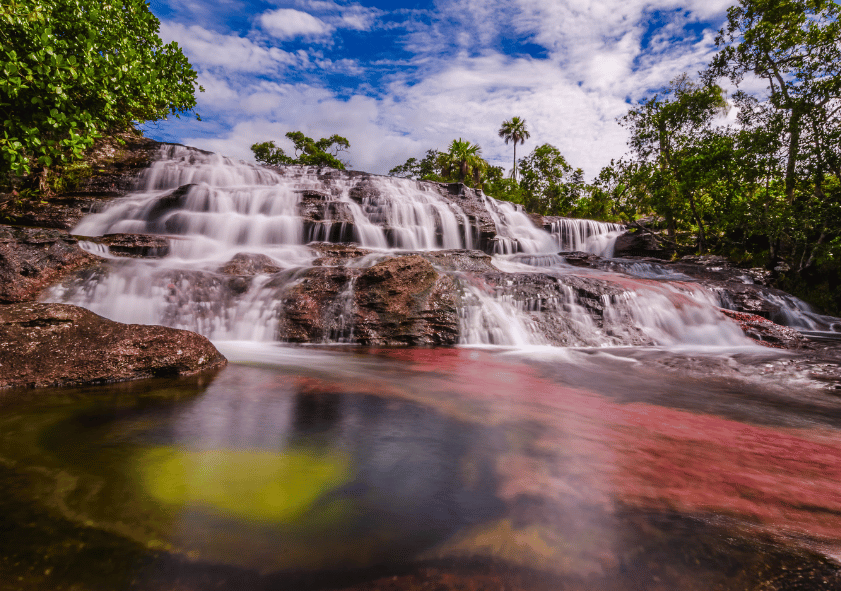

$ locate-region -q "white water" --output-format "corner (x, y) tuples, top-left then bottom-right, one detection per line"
(43, 144), (827, 348)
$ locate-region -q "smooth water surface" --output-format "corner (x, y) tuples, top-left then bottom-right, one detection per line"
(2, 344), (841, 590)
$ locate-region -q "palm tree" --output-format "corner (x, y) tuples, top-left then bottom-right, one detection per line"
(443, 138), (486, 185)
(498, 116), (530, 181)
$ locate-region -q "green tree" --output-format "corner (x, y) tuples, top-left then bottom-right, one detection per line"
(0, 0), (201, 188)
(388, 149), (442, 179)
(250, 141), (294, 166)
(620, 75), (729, 250)
(251, 132), (350, 169)
(441, 138), (486, 185)
(498, 116), (531, 181)
(707, 0), (841, 270)
(517, 143), (574, 215)
(708, 0), (841, 203)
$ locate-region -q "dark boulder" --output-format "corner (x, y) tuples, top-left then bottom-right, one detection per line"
(0, 226), (99, 303)
(276, 254), (459, 345)
(98, 233), (170, 258)
(612, 229), (665, 258)
(0, 303), (226, 389)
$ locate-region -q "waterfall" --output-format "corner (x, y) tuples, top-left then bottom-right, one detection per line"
(549, 218), (625, 257)
(43, 144), (799, 349)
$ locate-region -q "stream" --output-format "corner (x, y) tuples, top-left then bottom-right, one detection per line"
(2, 146), (841, 590)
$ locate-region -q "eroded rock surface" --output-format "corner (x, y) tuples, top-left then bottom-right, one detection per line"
(0, 303), (226, 389)
(721, 309), (807, 349)
(97, 233), (171, 258)
(277, 254), (459, 345)
(0, 226), (99, 303)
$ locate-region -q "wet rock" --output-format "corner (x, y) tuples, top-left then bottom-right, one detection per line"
(420, 250), (497, 273)
(97, 233), (170, 258)
(354, 255), (459, 346)
(277, 255), (459, 345)
(276, 266), (358, 343)
(432, 184), (498, 252)
(348, 178), (380, 204)
(720, 309), (808, 349)
(560, 251), (603, 267)
(612, 229), (665, 258)
(0, 303), (226, 389)
(299, 192), (357, 242)
(218, 253), (283, 295)
(310, 243), (370, 266)
(219, 253), (281, 276)
(63, 133), (160, 198)
(0, 226), (99, 303)
(144, 184), (194, 230)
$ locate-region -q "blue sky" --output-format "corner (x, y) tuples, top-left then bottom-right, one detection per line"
(143, 0), (735, 176)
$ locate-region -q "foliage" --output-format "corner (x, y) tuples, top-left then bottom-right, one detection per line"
(498, 116), (530, 181)
(251, 132), (350, 169)
(0, 0), (201, 186)
(387, 149), (442, 180)
(619, 75), (730, 251)
(441, 138), (486, 185)
(250, 140), (294, 166)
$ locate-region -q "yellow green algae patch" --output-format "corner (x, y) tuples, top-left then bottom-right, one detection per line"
(137, 447), (352, 523)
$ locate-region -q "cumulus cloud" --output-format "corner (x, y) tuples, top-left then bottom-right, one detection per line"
(151, 0), (735, 178)
(259, 8), (333, 40)
(158, 22), (299, 72)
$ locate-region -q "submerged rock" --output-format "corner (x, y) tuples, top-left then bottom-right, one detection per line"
(219, 253), (282, 276)
(0, 303), (226, 389)
(0, 226), (99, 303)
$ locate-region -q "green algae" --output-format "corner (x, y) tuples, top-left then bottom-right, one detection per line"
(136, 446), (352, 524)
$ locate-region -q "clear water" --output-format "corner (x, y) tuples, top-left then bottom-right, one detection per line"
(2, 345), (841, 589)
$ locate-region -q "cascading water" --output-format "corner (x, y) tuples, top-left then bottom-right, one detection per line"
(43, 144), (832, 349)
(549, 218), (625, 257)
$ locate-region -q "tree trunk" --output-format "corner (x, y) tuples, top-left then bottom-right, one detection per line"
(512, 143), (517, 182)
(784, 109), (802, 202)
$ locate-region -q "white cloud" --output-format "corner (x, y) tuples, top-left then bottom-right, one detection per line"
(259, 8), (334, 40)
(153, 0), (735, 179)
(159, 22), (298, 72)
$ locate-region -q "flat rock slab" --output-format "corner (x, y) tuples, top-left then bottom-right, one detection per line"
(0, 303), (226, 389)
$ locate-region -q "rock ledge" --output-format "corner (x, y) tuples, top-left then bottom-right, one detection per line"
(0, 303), (226, 389)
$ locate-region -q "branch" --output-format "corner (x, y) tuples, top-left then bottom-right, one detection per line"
(625, 218), (680, 248)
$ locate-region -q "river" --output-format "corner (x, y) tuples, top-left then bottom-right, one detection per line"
(2, 146), (840, 589)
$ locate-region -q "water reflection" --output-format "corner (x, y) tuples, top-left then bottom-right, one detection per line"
(0, 348), (840, 589)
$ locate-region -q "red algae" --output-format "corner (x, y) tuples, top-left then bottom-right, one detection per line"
(286, 348), (841, 551)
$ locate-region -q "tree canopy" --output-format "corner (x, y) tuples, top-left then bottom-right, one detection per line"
(498, 117), (530, 181)
(251, 132), (350, 169)
(0, 0), (201, 184)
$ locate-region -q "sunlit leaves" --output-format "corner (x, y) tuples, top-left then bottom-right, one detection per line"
(0, 0), (200, 180)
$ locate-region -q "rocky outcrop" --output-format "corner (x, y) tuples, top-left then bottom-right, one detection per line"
(0, 133), (159, 230)
(96, 233), (170, 258)
(353, 255), (459, 345)
(298, 191), (356, 243)
(276, 253), (459, 345)
(219, 253), (281, 276)
(0, 226), (99, 303)
(0, 303), (226, 389)
(612, 229), (665, 258)
(720, 309), (807, 349)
